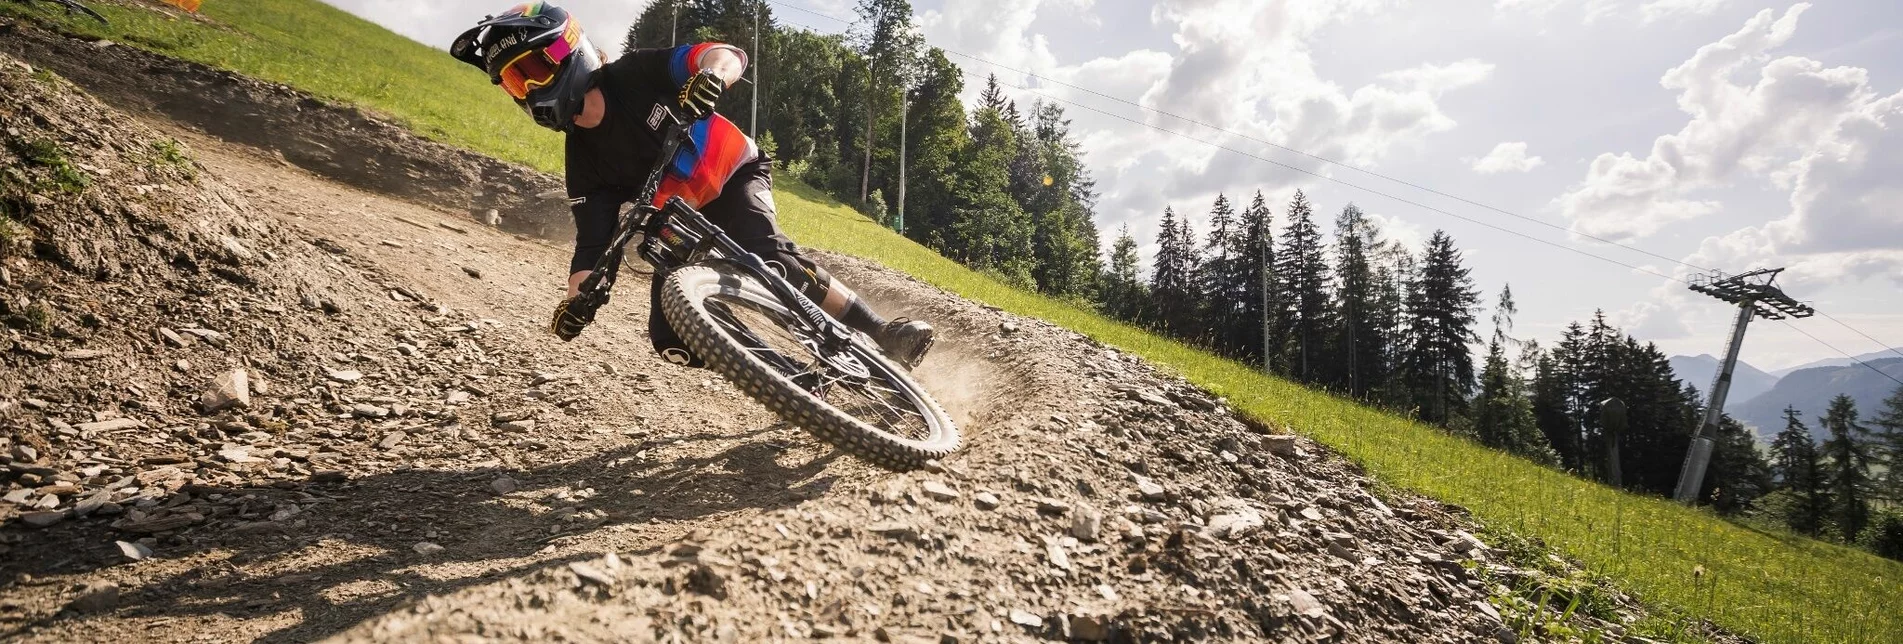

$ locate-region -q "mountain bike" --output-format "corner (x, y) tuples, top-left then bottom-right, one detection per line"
(569, 108), (959, 471)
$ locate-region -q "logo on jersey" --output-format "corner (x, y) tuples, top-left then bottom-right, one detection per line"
(647, 104), (668, 130)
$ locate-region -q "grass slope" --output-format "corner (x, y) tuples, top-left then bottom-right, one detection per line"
(8, 1), (1900, 641)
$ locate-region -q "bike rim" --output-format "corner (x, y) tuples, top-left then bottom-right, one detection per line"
(702, 295), (938, 442)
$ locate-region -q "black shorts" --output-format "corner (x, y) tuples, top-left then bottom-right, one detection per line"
(569, 159), (825, 368)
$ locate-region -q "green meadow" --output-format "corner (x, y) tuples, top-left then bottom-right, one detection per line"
(5, 1), (1899, 641)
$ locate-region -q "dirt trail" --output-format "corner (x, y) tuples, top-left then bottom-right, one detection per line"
(0, 26), (1636, 643)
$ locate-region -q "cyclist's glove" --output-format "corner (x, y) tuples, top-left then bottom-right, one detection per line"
(678, 69), (725, 121)
(550, 293), (604, 341)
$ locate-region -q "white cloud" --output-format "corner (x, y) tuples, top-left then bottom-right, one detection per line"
(1496, 0), (1737, 25)
(1563, 3), (1903, 349)
(1639, 0), (1732, 25)
(914, 0), (1492, 256)
(1470, 142), (1546, 174)
(1621, 299), (1695, 340)
(1493, 0), (1567, 14)
(1378, 59), (1497, 95)
(1365, 211), (1428, 251)
(1551, 4), (1851, 242)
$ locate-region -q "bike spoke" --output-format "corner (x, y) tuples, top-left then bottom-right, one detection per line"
(705, 291), (937, 441)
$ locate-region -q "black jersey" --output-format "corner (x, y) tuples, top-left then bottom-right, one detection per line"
(564, 43), (758, 208)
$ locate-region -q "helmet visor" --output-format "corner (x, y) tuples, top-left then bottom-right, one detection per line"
(498, 49), (560, 100)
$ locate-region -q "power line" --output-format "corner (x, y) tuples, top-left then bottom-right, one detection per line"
(763, 0), (1712, 276)
(935, 48), (1713, 274)
(765, 0), (849, 26)
(1814, 310), (1903, 361)
(764, 5), (1903, 384)
(772, 3), (1685, 283)
(1777, 320), (1903, 389)
(959, 59), (1695, 285)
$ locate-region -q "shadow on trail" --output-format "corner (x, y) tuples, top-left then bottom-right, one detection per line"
(1, 423), (842, 642)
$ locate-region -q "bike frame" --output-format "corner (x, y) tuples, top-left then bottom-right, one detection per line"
(572, 108), (857, 352)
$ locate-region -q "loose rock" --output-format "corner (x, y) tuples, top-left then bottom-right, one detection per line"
(1133, 476), (1166, 501)
(199, 368), (250, 413)
(1070, 506), (1104, 542)
(1288, 589), (1327, 618)
(1264, 434), (1300, 457)
(116, 540), (153, 562)
(920, 481), (960, 502)
(21, 510), (66, 528)
(1009, 609), (1044, 629)
(76, 418), (145, 432)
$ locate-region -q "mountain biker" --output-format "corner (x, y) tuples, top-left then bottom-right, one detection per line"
(451, 2), (935, 368)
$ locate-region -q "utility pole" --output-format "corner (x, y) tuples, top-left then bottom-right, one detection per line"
(670, 1), (678, 47)
(1672, 268), (1814, 503)
(1261, 229), (1272, 375)
(896, 93), (908, 233)
(750, 0), (759, 138)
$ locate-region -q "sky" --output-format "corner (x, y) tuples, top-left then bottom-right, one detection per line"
(325, 0), (1903, 373)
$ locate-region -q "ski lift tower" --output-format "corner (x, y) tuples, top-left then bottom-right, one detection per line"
(1672, 268), (1813, 503)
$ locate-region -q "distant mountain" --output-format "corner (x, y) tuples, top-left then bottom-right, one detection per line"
(1667, 354), (1778, 410)
(1734, 358), (1903, 440)
(1770, 347), (1903, 378)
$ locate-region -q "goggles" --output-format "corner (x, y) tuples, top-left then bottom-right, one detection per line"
(498, 48), (561, 100)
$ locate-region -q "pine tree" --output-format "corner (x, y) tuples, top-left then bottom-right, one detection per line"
(1100, 225), (1147, 323)
(1199, 194), (1240, 354)
(1617, 336), (1700, 493)
(1327, 204), (1386, 397)
(945, 106), (1033, 286)
(1149, 207), (1191, 335)
(1770, 406), (1830, 535)
(1471, 338), (1560, 464)
(1005, 102), (1048, 222)
(1706, 415), (1773, 514)
(1368, 239), (1412, 405)
(1023, 102), (1101, 299)
(1173, 213), (1205, 341)
(1467, 284), (1556, 462)
(1873, 384), (1903, 503)
(978, 74), (1010, 114)
(1821, 394), (1876, 540)
(899, 48), (970, 246)
(1234, 192), (1277, 369)
(1275, 191), (1331, 384)
(1400, 231), (1480, 426)
(850, 0), (922, 205)
(1533, 322), (1587, 470)
(1574, 311), (1624, 481)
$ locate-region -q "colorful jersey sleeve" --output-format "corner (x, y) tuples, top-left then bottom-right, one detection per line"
(667, 42), (748, 86)
(652, 113), (761, 210)
(652, 42), (758, 209)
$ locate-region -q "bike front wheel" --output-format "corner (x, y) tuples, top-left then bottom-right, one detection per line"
(660, 263), (960, 470)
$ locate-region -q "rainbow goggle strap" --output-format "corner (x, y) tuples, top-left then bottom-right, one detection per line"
(493, 19), (582, 99)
